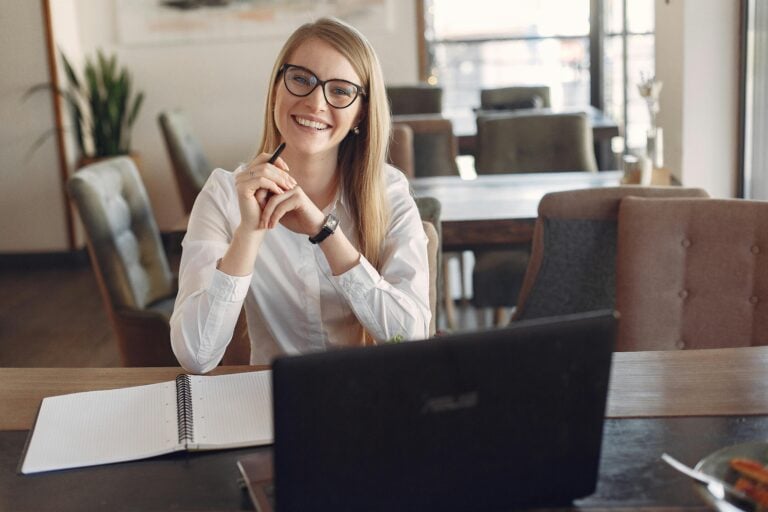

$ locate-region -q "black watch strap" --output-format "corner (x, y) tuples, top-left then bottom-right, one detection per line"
(309, 214), (339, 244)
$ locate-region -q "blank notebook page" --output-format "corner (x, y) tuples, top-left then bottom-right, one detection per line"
(190, 371), (273, 449)
(21, 381), (178, 473)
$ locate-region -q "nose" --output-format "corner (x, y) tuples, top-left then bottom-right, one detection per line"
(302, 84), (327, 111)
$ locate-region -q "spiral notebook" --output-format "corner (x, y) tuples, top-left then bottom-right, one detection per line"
(19, 370), (273, 474)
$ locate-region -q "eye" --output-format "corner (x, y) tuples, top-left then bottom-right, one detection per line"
(329, 83), (356, 97)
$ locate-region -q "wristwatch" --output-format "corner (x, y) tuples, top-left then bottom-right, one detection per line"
(308, 213), (339, 244)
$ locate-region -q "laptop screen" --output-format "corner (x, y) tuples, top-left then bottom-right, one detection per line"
(271, 310), (616, 512)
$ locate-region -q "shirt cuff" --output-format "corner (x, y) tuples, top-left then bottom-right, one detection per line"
(208, 268), (252, 302)
(334, 256), (380, 300)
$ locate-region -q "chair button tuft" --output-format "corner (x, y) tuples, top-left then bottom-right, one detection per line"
(751, 245), (760, 254)
(681, 238), (692, 248)
(750, 296), (759, 305)
(678, 289), (688, 299)
(675, 339), (686, 349)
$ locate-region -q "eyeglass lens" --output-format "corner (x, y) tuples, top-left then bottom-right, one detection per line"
(283, 66), (360, 109)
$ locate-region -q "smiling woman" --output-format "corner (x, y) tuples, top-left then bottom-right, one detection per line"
(170, 17), (431, 374)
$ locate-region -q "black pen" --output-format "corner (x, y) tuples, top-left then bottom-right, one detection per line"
(268, 142), (286, 164)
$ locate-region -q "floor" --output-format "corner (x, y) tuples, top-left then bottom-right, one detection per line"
(0, 251), (494, 367)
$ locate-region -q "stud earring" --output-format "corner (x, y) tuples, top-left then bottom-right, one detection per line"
(352, 126), (360, 135)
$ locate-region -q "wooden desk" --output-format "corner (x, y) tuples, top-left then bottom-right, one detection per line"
(3, 346), (768, 511)
(410, 170), (623, 251)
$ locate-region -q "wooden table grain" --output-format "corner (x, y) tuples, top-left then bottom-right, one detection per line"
(3, 346), (767, 432)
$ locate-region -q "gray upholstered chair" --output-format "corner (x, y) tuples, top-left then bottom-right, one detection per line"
(472, 112), (598, 324)
(422, 220), (439, 337)
(67, 157), (179, 366)
(475, 112), (597, 174)
(415, 197), (444, 331)
(158, 110), (212, 214)
(386, 84), (443, 116)
(480, 85), (551, 111)
(616, 197), (768, 351)
(390, 115), (460, 178)
(388, 123), (415, 178)
(512, 187), (710, 323)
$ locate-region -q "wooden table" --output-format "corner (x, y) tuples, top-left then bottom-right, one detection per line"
(3, 346), (768, 511)
(411, 170), (623, 251)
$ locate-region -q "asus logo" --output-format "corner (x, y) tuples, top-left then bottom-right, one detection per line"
(420, 392), (478, 414)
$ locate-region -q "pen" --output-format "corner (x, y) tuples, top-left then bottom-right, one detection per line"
(268, 142), (286, 164)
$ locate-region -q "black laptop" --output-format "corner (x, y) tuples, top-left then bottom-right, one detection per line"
(269, 310), (616, 512)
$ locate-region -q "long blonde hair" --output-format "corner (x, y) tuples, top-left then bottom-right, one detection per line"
(258, 17), (390, 269)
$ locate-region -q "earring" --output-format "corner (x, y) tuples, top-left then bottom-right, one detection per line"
(351, 126), (360, 135)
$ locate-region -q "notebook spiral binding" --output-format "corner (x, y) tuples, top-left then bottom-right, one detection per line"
(176, 374), (193, 444)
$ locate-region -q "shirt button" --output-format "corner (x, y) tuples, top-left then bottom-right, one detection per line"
(678, 290), (688, 299)
(681, 238), (692, 248)
(750, 296), (759, 305)
(751, 245), (760, 254)
(675, 339), (686, 349)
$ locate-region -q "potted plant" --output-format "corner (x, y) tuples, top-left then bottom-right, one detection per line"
(30, 49), (145, 168)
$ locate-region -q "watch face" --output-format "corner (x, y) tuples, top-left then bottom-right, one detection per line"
(326, 214), (339, 232)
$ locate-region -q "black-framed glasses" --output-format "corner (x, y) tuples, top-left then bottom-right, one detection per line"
(279, 64), (366, 109)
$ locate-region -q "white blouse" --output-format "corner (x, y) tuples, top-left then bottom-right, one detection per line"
(170, 164), (430, 374)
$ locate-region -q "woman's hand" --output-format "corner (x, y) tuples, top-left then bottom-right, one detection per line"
(235, 152), (296, 232)
(260, 186), (326, 237)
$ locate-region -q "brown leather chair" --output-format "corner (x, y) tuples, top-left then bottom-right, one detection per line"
(472, 112), (598, 324)
(158, 110), (212, 214)
(386, 84), (443, 116)
(480, 85), (552, 110)
(512, 186), (710, 323)
(388, 123), (415, 178)
(67, 157), (179, 366)
(616, 197), (768, 351)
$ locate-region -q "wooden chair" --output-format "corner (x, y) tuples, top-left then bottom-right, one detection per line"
(616, 197), (768, 350)
(158, 110), (212, 214)
(512, 187), (709, 323)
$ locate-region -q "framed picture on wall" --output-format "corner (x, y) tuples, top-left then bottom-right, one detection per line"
(116, 0), (394, 45)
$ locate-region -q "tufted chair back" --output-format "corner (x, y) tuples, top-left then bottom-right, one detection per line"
(475, 112), (597, 174)
(67, 156), (177, 366)
(616, 197), (768, 351)
(386, 85), (443, 116)
(158, 110), (212, 214)
(480, 85), (552, 110)
(513, 186), (710, 323)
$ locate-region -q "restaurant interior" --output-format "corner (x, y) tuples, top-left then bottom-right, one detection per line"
(2, 1), (768, 510)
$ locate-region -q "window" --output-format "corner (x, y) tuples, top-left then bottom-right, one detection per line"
(423, 0), (655, 152)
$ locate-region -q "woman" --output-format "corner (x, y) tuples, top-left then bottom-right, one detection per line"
(171, 17), (430, 374)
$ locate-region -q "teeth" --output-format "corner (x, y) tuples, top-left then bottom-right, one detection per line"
(295, 117), (329, 130)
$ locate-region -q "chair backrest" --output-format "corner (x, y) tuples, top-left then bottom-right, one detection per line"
(422, 220), (439, 336)
(616, 197), (768, 351)
(480, 86), (552, 110)
(386, 85), (443, 115)
(158, 110), (212, 214)
(388, 123), (415, 178)
(476, 112), (597, 174)
(67, 156), (177, 365)
(513, 186), (710, 323)
(391, 115), (460, 178)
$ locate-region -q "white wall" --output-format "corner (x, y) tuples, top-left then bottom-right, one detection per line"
(54, 0), (420, 230)
(656, 0), (740, 198)
(0, 1), (69, 252)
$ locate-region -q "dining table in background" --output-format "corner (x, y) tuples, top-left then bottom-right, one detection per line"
(410, 170), (623, 252)
(2, 345), (768, 511)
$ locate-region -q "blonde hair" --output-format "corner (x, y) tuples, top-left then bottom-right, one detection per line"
(258, 17), (391, 270)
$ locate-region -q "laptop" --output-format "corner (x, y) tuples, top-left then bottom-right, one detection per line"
(257, 310), (616, 512)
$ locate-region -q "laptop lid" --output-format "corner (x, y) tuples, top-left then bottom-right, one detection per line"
(271, 310), (616, 512)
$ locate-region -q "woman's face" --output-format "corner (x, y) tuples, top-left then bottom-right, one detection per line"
(274, 38), (365, 161)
